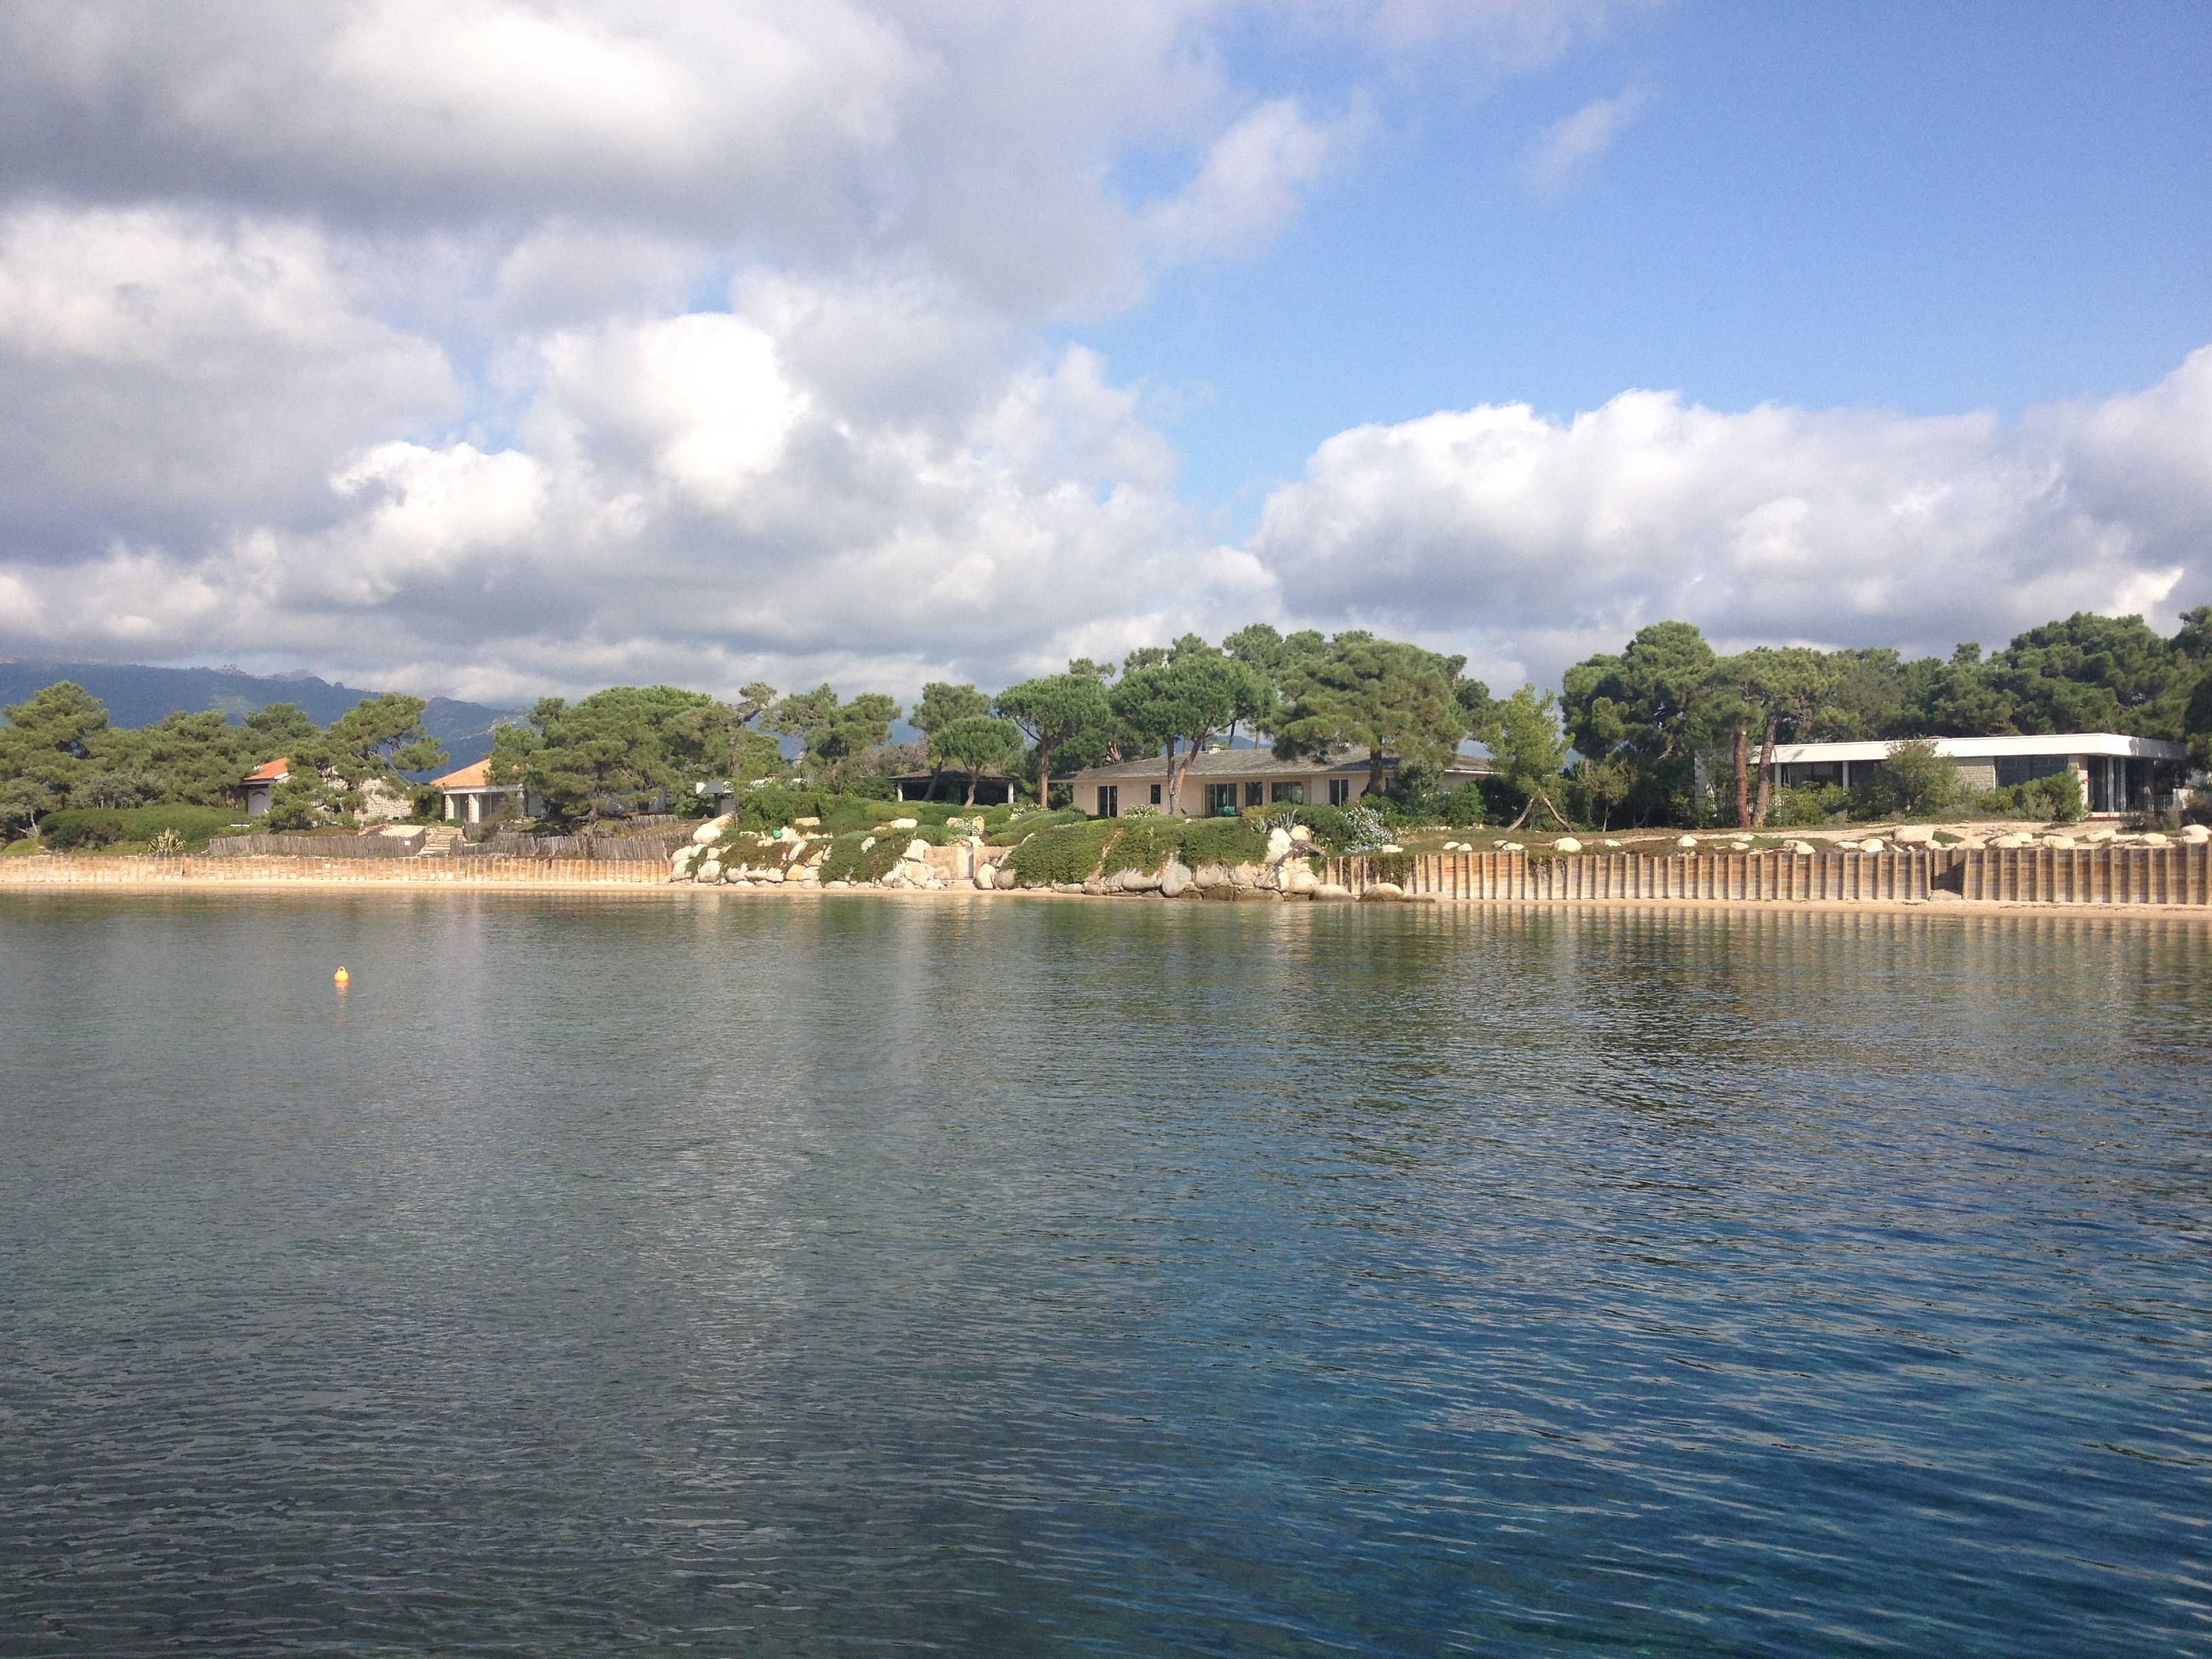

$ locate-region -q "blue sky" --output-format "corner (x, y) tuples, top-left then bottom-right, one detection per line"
(0, 1), (2205, 702)
(1093, 1), (2212, 522)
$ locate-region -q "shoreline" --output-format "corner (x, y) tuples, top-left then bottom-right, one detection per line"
(5, 860), (2209, 922)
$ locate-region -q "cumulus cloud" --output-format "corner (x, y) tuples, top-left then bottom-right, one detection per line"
(1523, 75), (1654, 197)
(0, 0), (2200, 712)
(1249, 347), (2212, 686)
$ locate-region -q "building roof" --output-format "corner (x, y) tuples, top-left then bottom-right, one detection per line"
(242, 757), (289, 783)
(1067, 745), (1492, 783)
(1771, 733), (2188, 764)
(432, 759), (497, 789)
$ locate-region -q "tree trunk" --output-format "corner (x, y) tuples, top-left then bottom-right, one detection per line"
(964, 770), (978, 806)
(1733, 726), (1750, 829)
(1751, 715), (1779, 828)
(1036, 739), (1054, 808)
(1367, 746), (1387, 799)
(1166, 740), (1191, 815)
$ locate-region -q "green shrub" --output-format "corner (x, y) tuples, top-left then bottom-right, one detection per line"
(1365, 849), (1414, 885)
(40, 804), (239, 850)
(987, 806), (1089, 845)
(1765, 784), (1841, 827)
(1979, 769), (2086, 823)
(817, 830), (907, 884)
(1004, 820), (1116, 885)
(1100, 818), (1180, 874)
(1178, 816), (1267, 869)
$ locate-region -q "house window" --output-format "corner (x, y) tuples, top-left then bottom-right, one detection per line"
(1149, 784), (1162, 806)
(1205, 783), (1239, 816)
(1098, 785), (1118, 817)
(1271, 781), (1304, 804)
(1329, 778), (1351, 806)
(1245, 781), (1265, 807)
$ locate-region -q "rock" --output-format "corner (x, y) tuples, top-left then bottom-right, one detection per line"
(760, 866), (785, 883)
(1265, 827), (1294, 864)
(694, 857), (722, 882)
(859, 836), (876, 851)
(1893, 825), (1936, 845)
(1361, 882), (1404, 901)
(2088, 828), (2118, 843)
(1603, 839), (1622, 848)
(1122, 867), (1163, 892)
(2142, 832), (2170, 847)
(1311, 883), (1353, 901)
(1927, 888), (1962, 902)
(1553, 837), (1582, 853)
(824, 879), (851, 889)
(1677, 835), (1699, 848)
(2045, 835), (2076, 850)
(1080, 880), (1106, 895)
(1860, 838), (1885, 853)
(1992, 834), (2030, 848)
(1289, 824), (1313, 844)
(693, 813), (734, 845)
(671, 845), (701, 873)
(1786, 840), (1817, 855)
(905, 838), (930, 861)
(1193, 861), (1233, 890)
(882, 870), (909, 888)
(1229, 861), (1261, 888)
(1160, 859), (1193, 897)
(1730, 840), (1752, 851)
(974, 863), (996, 889)
(2180, 824), (2211, 844)
(1380, 843), (1404, 854)
(888, 817), (919, 831)
(1497, 841), (1523, 853)
(794, 816), (821, 827)
(1284, 867), (1319, 895)
(1957, 838), (1986, 850)
(792, 865), (819, 882)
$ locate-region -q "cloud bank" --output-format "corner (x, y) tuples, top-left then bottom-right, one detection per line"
(0, 1), (2203, 706)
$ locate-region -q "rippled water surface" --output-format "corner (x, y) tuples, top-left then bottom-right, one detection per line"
(2, 893), (2208, 1656)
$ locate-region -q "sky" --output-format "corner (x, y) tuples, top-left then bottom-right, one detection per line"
(0, 0), (2205, 708)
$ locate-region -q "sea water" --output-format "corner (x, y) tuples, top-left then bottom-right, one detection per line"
(1, 893), (2207, 1656)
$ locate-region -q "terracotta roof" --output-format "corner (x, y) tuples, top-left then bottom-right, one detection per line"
(432, 759), (496, 789)
(1067, 746), (1492, 783)
(243, 757), (289, 783)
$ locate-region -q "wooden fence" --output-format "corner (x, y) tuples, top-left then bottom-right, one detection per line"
(1325, 845), (2212, 907)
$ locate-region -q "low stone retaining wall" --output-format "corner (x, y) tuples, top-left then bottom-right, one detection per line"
(0, 855), (666, 885)
(1327, 845), (2212, 907)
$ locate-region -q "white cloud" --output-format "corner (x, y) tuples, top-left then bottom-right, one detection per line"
(1523, 75), (1654, 198)
(1145, 98), (1360, 263)
(1248, 347), (2212, 686)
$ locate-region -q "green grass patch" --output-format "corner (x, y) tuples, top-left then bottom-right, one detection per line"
(818, 831), (907, 884)
(1003, 820), (1117, 885)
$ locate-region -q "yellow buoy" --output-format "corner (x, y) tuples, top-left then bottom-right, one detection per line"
(334, 967), (350, 987)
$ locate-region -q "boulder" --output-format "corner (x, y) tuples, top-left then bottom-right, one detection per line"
(791, 865), (819, 882)
(1160, 859), (1193, 897)
(1497, 841), (1523, 853)
(2142, 832), (2171, 847)
(1265, 827), (1295, 864)
(2088, 828), (2119, 843)
(888, 817), (920, 831)
(1677, 835), (1699, 848)
(1553, 837), (1582, 853)
(1229, 861), (1261, 888)
(824, 879), (851, 889)
(2181, 824), (2211, 845)
(1311, 882), (1353, 901)
(1360, 882), (1404, 901)
(1860, 838), (1885, 853)
(2045, 834), (2077, 850)
(696, 859), (723, 884)
(1193, 861), (1233, 890)
(905, 838), (931, 861)
(1786, 840), (1817, 855)
(1080, 880), (1106, 895)
(671, 845), (701, 874)
(794, 816), (821, 827)
(974, 863), (996, 889)
(693, 813), (735, 846)
(1121, 867), (1164, 892)
(1284, 866), (1319, 895)
(760, 866), (785, 883)
(1289, 824), (1313, 844)
(1893, 825), (1937, 845)
(1603, 839), (1622, 848)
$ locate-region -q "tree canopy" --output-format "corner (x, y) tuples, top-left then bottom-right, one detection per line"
(1272, 632), (1474, 796)
(996, 672), (1114, 806)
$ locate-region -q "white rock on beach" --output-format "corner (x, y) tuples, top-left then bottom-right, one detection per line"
(1553, 837), (1582, 853)
(1160, 859), (1193, 897)
(693, 814), (733, 845)
(1360, 882), (1405, 901)
(1284, 866), (1319, 895)
(974, 863), (996, 889)
(1311, 882), (1353, 901)
(888, 818), (919, 831)
(695, 859), (722, 884)
(2181, 824), (2211, 844)
(1265, 827), (1294, 864)
(905, 838), (931, 861)
(1677, 835), (1699, 848)
(1893, 825), (1936, 845)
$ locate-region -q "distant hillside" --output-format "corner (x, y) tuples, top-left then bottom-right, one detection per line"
(0, 660), (525, 773)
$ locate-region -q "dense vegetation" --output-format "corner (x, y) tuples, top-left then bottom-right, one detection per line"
(6, 606), (2208, 844)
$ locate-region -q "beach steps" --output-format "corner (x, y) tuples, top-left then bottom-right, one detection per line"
(415, 826), (466, 857)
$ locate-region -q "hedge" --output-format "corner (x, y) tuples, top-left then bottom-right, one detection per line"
(38, 804), (242, 850)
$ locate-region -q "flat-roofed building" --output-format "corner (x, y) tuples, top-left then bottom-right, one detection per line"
(1767, 733), (2190, 815)
(1066, 747), (1491, 818)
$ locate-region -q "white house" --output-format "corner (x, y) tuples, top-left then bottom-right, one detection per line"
(1066, 747), (1491, 818)
(239, 756), (289, 817)
(1767, 733), (2190, 816)
(432, 758), (533, 825)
